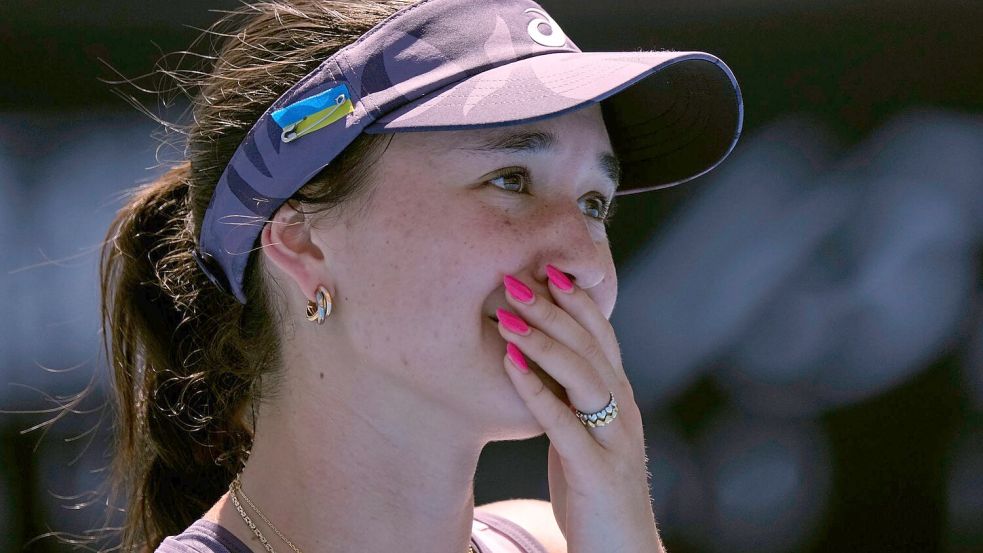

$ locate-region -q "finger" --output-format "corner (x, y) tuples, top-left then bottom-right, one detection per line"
(544, 264), (628, 385)
(497, 313), (628, 447)
(502, 275), (620, 390)
(497, 309), (608, 415)
(502, 344), (607, 460)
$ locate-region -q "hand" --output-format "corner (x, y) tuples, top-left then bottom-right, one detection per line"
(496, 266), (663, 553)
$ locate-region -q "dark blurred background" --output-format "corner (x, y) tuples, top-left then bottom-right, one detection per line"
(1, 1), (981, 552)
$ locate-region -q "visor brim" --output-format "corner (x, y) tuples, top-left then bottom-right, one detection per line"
(365, 50), (743, 194)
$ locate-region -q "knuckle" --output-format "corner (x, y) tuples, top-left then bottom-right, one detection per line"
(541, 303), (560, 326)
(581, 339), (604, 364)
(618, 375), (635, 403)
(620, 380), (639, 410)
(529, 376), (551, 402)
(600, 323), (618, 347)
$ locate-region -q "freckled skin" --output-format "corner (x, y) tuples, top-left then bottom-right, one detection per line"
(262, 103), (618, 438)
(214, 104), (626, 553)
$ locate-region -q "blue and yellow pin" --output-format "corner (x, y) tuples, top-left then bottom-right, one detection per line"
(272, 83), (355, 143)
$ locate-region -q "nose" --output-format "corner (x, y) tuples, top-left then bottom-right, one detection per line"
(530, 201), (610, 293)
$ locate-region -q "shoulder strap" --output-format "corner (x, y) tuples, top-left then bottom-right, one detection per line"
(472, 510), (549, 553)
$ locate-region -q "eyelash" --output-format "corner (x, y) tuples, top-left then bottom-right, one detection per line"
(485, 167), (619, 226)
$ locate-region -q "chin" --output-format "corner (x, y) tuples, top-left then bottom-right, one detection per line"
(486, 407), (549, 442)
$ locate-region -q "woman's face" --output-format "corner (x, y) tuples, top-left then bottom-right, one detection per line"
(269, 103), (619, 435)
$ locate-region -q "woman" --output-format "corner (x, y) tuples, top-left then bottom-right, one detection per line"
(99, 0), (742, 552)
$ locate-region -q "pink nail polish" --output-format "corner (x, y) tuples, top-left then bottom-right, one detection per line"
(546, 264), (574, 293)
(506, 342), (529, 373)
(497, 308), (530, 335)
(503, 274), (535, 304)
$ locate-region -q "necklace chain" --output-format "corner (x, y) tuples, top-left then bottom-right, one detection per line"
(228, 474), (475, 553)
(229, 482), (276, 553)
(231, 474), (303, 553)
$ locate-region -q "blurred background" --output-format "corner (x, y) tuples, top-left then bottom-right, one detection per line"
(1, 0), (981, 552)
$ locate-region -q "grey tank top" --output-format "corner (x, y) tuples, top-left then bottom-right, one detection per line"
(156, 510), (548, 553)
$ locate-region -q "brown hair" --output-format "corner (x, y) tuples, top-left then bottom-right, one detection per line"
(93, 1), (413, 551)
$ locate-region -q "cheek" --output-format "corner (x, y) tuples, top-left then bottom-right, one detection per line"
(348, 199), (518, 374)
(415, 190), (525, 262)
(348, 195), (496, 330)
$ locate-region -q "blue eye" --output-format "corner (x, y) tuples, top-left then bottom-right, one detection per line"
(485, 167), (618, 226)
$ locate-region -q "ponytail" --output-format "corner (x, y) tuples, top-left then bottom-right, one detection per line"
(94, 3), (407, 551)
(100, 162), (256, 552)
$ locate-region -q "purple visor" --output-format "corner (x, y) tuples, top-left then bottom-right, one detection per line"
(193, 0), (744, 304)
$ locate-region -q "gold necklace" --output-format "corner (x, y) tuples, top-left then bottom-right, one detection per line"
(229, 474), (476, 553)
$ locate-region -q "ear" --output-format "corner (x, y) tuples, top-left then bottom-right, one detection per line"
(260, 200), (328, 303)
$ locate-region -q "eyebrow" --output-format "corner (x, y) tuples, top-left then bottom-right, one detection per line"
(458, 129), (622, 195)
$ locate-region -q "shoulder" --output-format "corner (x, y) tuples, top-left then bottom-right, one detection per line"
(476, 498), (567, 553)
(156, 518), (248, 553)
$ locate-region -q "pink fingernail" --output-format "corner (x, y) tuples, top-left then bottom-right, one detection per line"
(503, 274), (535, 304)
(546, 264), (574, 293)
(506, 342), (529, 373)
(496, 308), (530, 336)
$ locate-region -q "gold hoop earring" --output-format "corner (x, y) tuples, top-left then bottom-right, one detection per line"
(305, 285), (333, 324)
